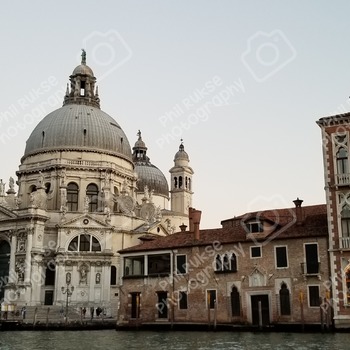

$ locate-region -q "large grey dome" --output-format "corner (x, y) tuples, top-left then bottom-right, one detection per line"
(23, 104), (132, 161)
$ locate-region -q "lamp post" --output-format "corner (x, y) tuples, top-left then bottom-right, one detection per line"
(61, 283), (74, 323)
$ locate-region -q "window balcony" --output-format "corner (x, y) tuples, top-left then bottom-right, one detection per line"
(336, 173), (350, 186)
(340, 237), (350, 249)
(300, 262), (320, 277)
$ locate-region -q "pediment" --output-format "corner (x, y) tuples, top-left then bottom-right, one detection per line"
(58, 213), (111, 229)
(249, 266), (267, 287)
(0, 205), (18, 221)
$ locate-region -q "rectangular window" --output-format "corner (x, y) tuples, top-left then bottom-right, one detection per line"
(250, 246), (261, 258)
(247, 222), (263, 233)
(176, 255), (187, 275)
(207, 289), (217, 309)
(124, 256), (144, 276)
(308, 285), (320, 307)
(305, 243), (319, 274)
(148, 254), (171, 276)
(275, 246), (288, 268)
(179, 291), (188, 310)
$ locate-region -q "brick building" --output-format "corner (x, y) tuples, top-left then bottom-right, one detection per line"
(118, 202), (330, 328)
(317, 113), (350, 328)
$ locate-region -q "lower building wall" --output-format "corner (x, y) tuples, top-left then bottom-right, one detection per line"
(119, 239), (330, 326)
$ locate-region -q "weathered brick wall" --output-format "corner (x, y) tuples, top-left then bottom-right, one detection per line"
(119, 235), (330, 325)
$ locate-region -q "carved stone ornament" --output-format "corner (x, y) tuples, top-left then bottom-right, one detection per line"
(79, 263), (89, 284)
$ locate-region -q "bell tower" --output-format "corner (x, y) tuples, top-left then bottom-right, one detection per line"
(169, 140), (194, 214)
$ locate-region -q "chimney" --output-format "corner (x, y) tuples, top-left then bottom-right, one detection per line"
(293, 198), (304, 224)
(192, 209), (202, 240)
(179, 223), (187, 232)
(188, 207), (195, 232)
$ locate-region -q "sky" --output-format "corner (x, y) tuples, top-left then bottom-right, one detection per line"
(0, 1), (349, 228)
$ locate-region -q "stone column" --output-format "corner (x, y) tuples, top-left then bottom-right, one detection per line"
(8, 232), (17, 284)
(24, 230), (33, 284)
(55, 259), (65, 305)
(103, 263), (111, 303)
(31, 257), (43, 305)
(89, 264), (95, 304)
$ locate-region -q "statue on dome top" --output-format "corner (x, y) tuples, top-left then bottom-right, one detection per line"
(81, 49), (86, 64)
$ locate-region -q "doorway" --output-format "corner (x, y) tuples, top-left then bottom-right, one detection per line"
(157, 291), (168, 319)
(44, 290), (54, 305)
(0, 241), (10, 301)
(251, 294), (269, 325)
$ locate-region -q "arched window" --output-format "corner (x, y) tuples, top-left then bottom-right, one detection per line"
(223, 254), (230, 271)
(67, 182), (79, 211)
(110, 265), (117, 285)
(179, 176), (183, 189)
(68, 234), (101, 252)
(230, 253), (237, 272)
(279, 283), (291, 315)
(174, 177), (178, 189)
(337, 147), (348, 174)
(231, 286), (240, 317)
(86, 183), (98, 212)
(188, 178), (191, 191)
(215, 255), (222, 271)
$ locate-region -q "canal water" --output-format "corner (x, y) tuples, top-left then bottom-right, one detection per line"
(0, 330), (347, 349)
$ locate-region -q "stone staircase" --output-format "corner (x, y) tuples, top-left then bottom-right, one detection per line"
(6, 306), (83, 324)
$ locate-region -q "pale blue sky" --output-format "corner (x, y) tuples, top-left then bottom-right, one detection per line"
(0, 1), (348, 228)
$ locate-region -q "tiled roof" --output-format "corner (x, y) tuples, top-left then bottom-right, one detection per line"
(119, 204), (327, 254)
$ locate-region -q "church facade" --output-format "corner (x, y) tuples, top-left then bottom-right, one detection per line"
(0, 52), (193, 317)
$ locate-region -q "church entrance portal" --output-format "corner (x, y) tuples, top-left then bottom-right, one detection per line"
(0, 240), (10, 301)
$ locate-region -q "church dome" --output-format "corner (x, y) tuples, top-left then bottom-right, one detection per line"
(132, 131), (169, 197)
(22, 50), (132, 162)
(23, 104), (132, 161)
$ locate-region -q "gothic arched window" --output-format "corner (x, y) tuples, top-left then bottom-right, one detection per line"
(215, 254), (222, 271)
(337, 147), (348, 174)
(230, 253), (237, 272)
(223, 254), (230, 271)
(341, 205), (350, 239)
(231, 286), (240, 317)
(279, 283), (291, 315)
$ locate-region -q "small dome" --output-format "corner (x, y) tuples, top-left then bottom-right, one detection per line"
(72, 64), (94, 77)
(135, 163), (169, 197)
(132, 131), (169, 197)
(134, 131), (146, 149)
(174, 142), (189, 162)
